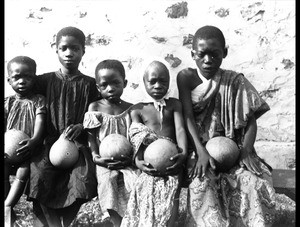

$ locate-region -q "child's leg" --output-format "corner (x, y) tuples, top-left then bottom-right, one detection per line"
(58, 200), (84, 227)
(4, 162), (29, 207)
(108, 209), (122, 227)
(32, 200), (49, 227)
(39, 204), (62, 227)
(4, 162), (11, 199)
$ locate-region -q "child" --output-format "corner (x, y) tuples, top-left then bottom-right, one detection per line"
(83, 59), (140, 227)
(4, 56), (46, 226)
(27, 26), (99, 227)
(121, 60), (188, 227)
(177, 25), (295, 226)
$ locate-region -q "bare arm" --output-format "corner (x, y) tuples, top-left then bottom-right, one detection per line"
(177, 71), (215, 179)
(165, 100), (188, 175)
(239, 115), (262, 175)
(130, 105), (159, 175)
(16, 113), (46, 157)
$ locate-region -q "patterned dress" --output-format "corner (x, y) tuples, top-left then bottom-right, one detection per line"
(185, 68), (295, 227)
(28, 70), (99, 208)
(83, 109), (140, 217)
(121, 122), (179, 227)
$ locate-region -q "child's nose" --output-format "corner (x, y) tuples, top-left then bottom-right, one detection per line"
(203, 54), (213, 63)
(65, 48), (74, 57)
(108, 85), (115, 92)
(18, 78), (26, 83)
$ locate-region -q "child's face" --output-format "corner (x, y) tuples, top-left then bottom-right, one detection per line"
(192, 38), (226, 80)
(7, 62), (35, 96)
(144, 67), (170, 100)
(56, 36), (84, 72)
(96, 68), (127, 103)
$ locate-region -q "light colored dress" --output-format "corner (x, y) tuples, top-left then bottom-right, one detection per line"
(121, 122), (179, 227)
(5, 94), (46, 138)
(185, 68), (295, 227)
(83, 109), (140, 217)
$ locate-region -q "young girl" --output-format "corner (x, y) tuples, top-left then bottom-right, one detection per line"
(83, 59), (140, 227)
(177, 25), (295, 226)
(27, 26), (99, 227)
(121, 60), (188, 227)
(5, 56), (46, 226)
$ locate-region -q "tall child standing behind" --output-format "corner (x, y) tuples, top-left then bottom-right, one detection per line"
(121, 60), (188, 227)
(83, 59), (140, 227)
(5, 56), (46, 226)
(28, 26), (99, 227)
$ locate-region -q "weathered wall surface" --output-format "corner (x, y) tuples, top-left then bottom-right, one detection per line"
(5, 0), (295, 169)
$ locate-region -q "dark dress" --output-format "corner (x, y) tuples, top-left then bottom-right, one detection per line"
(28, 70), (99, 208)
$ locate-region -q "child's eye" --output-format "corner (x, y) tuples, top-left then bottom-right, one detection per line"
(70, 46), (80, 51)
(99, 83), (107, 88)
(59, 46), (67, 51)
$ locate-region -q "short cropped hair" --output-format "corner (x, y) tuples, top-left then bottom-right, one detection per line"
(95, 59), (126, 79)
(144, 60), (169, 80)
(7, 56), (37, 75)
(56, 26), (86, 48)
(193, 25), (226, 49)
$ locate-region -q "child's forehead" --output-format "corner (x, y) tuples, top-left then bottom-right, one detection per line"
(96, 68), (123, 80)
(57, 35), (82, 45)
(194, 38), (223, 50)
(9, 62), (31, 71)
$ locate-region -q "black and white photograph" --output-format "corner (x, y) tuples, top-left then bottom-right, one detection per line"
(4, 0), (295, 226)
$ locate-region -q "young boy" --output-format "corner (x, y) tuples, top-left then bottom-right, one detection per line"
(83, 59), (140, 227)
(5, 56), (46, 226)
(177, 25), (295, 226)
(27, 26), (99, 227)
(121, 60), (188, 227)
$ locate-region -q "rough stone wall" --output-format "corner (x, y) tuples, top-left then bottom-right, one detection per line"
(5, 0), (295, 169)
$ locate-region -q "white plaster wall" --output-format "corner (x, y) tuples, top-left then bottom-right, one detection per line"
(5, 0), (295, 168)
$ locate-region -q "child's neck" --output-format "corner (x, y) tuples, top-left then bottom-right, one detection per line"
(100, 98), (127, 115)
(15, 91), (34, 99)
(103, 98), (122, 106)
(60, 67), (79, 76)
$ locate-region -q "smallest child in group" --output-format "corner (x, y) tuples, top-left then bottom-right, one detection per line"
(121, 60), (188, 227)
(4, 56), (46, 226)
(83, 59), (140, 227)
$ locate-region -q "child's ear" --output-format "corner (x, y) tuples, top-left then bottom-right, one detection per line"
(223, 46), (228, 58)
(124, 79), (128, 88)
(96, 84), (101, 93)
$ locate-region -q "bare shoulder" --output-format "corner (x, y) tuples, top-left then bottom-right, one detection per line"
(177, 67), (197, 79)
(129, 102), (145, 114)
(121, 100), (133, 111)
(177, 67), (198, 88)
(87, 100), (103, 111)
(167, 98), (182, 109)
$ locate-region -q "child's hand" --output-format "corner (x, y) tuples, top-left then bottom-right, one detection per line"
(136, 159), (160, 176)
(93, 155), (129, 170)
(239, 148), (262, 176)
(190, 148), (216, 179)
(165, 152), (186, 176)
(15, 138), (35, 160)
(64, 124), (83, 141)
